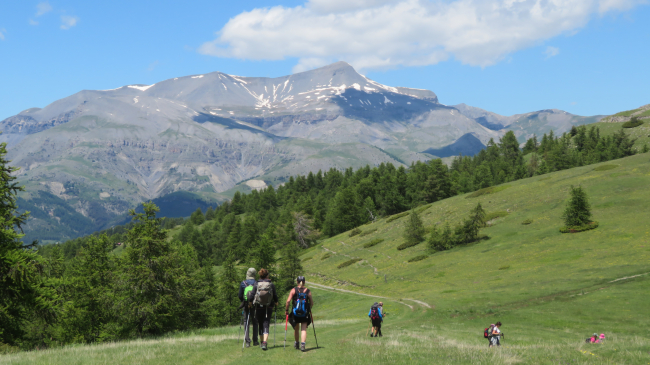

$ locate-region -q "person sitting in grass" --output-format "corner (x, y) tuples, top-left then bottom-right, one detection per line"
(489, 322), (503, 347)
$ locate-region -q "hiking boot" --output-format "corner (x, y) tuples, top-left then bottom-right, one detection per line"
(300, 342), (306, 352)
(294, 342), (299, 350)
(261, 342), (267, 351)
(370, 333), (374, 337)
(245, 342), (251, 348)
(253, 340), (259, 347)
(378, 334), (383, 337)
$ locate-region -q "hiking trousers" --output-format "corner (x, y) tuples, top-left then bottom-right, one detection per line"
(244, 307), (258, 344)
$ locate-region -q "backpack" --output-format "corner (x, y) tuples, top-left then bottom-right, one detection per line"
(253, 281), (274, 307)
(243, 282), (255, 302)
(484, 324), (495, 338)
(293, 287), (309, 318)
(370, 306), (380, 320)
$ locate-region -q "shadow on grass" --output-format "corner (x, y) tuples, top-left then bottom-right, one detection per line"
(303, 346), (325, 352)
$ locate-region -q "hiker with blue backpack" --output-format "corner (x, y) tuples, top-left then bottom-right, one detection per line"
(248, 268), (279, 351)
(285, 276), (314, 352)
(238, 268), (259, 348)
(368, 302), (383, 337)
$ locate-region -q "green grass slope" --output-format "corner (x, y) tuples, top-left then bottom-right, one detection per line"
(4, 154), (650, 364)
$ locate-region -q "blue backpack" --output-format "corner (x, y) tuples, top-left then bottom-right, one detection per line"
(292, 287), (309, 318)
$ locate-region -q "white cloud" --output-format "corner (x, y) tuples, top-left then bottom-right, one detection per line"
(60, 15), (79, 30)
(544, 46), (560, 59)
(0, 28), (5, 41)
(29, 19), (39, 26)
(199, 0), (647, 71)
(36, 2), (53, 17)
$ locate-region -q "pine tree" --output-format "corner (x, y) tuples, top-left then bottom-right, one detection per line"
(217, 252), (240, 325)
(204, 207), (216, 221)
(563, 185), (592, 227)
(253, 233), (277, 271)
(403, 209), (425, 246)
(0, 141), (55, 347)
(190, 208), (205, 225)
(277, 241), (303, 293)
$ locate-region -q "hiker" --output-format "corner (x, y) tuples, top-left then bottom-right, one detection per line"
(285, 276), (313, 352)
(368, 302), (383, 337)
(248, 268), (279, 351)
(238, 267), (258, 347)
(489, 322), (503, 347)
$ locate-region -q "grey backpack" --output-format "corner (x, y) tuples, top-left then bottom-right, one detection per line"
(254, 281), (273, 306)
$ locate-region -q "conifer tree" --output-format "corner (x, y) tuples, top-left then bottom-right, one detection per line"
(277, 241), (303, 293)
(190, 208), (205, 225)
(204, 207), (216, 221)
(217, 252), (240, 325)
(563, 185), (592, 227)
(403, 209), (425, 246)
(0, 141), (54, 347)
(253, 233), (276, 271)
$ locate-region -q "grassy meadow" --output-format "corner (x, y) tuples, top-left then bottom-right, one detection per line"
(3, 153), (650, 364)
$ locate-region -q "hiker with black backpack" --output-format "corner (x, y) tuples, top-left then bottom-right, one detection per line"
(368, 302), (383, 337)
(248, 268), (279, 351)
(285, 276), (314, 352)
(238, 268), (258, 348)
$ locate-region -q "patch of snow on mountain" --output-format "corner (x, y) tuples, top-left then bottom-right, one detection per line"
(384, 96), (392, 104)
(128, 84), (154, 91)
(133, 97), (139, 104)
(229, 75), (248, 84)
(352, 83), (361, 91)
(191, 75), (204, 79)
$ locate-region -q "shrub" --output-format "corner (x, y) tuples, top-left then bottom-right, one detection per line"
(337, 258), (362, 269)
(302, 257), (313, 262)
(622, 117), (643, 128)
(363, 238), (384, 248)
(359, 228), (377, 237)
(485, 211), (508, 222)
(466, 185), (509, 198)
(321, 253), (331, 260)
(560, 221), (599, 233)
(415, 205), (431, 214)
(521, 219), (533, 225)
(498, 265), (510, 270)
(593, 164), (618, 171)
(386, 211), (409, 223)
(397, 240), (423, 250)
(348, 227), (362, 237)
(408, 255), (429, 263)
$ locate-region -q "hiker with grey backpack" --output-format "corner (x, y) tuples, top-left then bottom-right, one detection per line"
(238, 268), (259, 348)
(248, 268), (279, 351)
(285, 276), (314, 352)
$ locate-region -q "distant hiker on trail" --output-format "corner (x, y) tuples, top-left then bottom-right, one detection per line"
(239, 267), (258, 347)
(488, 322), (503, 347)
(248, 268), (279, 351)
(285, 276), (314, 352)
(368, 302), (383, 337)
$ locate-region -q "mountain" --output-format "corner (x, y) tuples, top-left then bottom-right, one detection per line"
(1, 62), (603, 243)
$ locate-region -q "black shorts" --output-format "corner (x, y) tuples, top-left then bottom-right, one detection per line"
(289, 313), (311, 329)
(371, 319), (382, 327)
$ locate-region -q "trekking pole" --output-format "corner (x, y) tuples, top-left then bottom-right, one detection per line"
(284, 314), (289, 350)
(242, 309), (251, 352)
(238, 309), (243, 349)
(274, 306), (277, 348)
(366, 319), (371, 336)
(309, 307), (319, 348)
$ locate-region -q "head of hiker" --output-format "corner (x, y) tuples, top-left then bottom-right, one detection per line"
(246, 268), (257, 280)
(296, 276), (305, 286)
(259, 268), (269, 279)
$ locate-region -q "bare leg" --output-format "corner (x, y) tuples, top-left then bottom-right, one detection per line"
(301, 322), (308, 343)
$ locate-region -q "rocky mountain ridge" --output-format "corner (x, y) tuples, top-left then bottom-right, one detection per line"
(1, 62), (602, 243)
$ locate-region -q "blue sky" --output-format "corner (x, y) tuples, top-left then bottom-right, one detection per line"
(0, 0), (648, 121)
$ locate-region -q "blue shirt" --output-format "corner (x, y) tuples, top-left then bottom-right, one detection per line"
(368, 306), (382, 319)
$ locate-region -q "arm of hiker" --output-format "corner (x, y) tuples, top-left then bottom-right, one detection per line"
(308, 290), (314, 308)
(237, 281), (244, 301)
(285, 288), (295, 314)
(272, 283), (279, 306)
